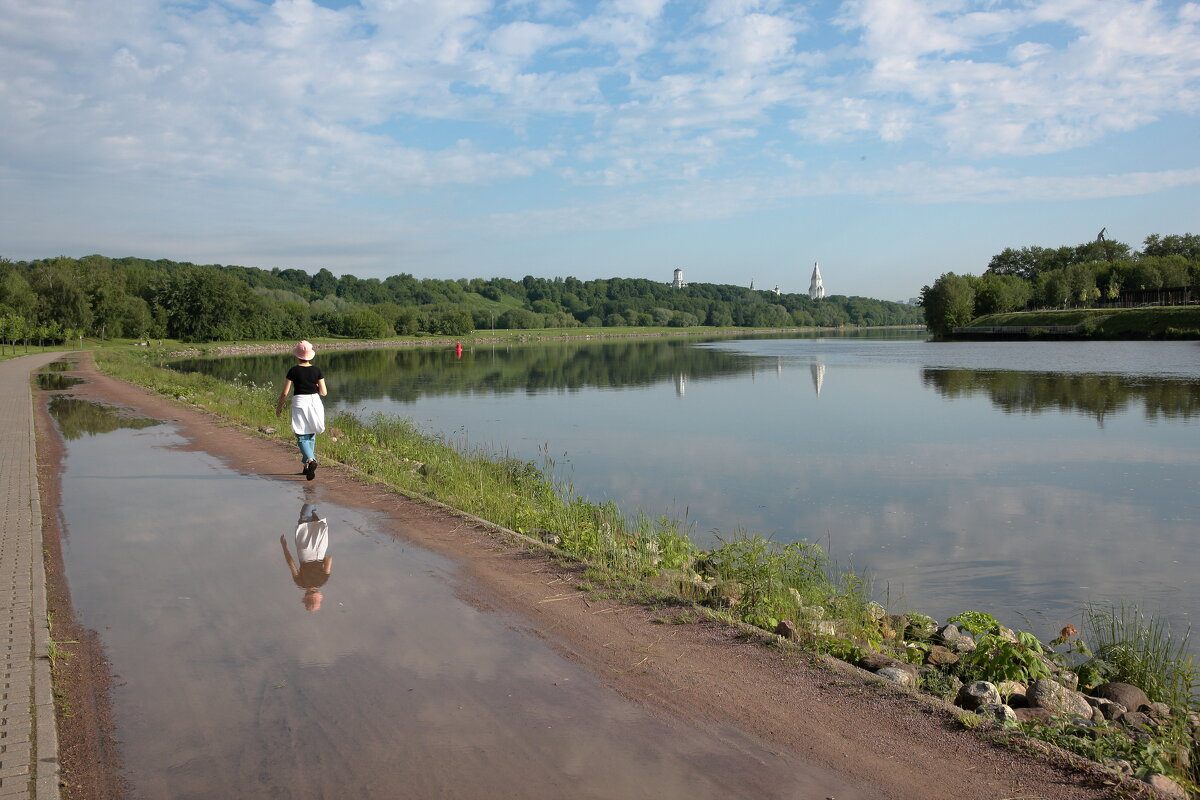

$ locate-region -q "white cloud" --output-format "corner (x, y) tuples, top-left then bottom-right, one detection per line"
(829, 0), (1200, 155)
(0, 0), (1198, 275)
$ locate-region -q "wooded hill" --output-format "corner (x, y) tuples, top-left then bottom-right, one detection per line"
(920, 233), (1200, 336)
(0, 255), (923, 344)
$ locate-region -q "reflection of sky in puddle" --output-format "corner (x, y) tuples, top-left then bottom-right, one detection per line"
(171, 338), (1200, 646)
(56, 420), (866, 798)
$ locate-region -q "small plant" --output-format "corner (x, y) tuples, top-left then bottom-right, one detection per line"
(810, 634), (864, 664)
(959, 630), (1053, 685)
(45, 612), (77, 669)
(947, 610), (1000, 637)
(954, 709), (982, 729)
(919, 668), (960, 702)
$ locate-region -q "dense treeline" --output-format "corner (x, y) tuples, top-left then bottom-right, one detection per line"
(0, 254), (922, 344)
(919, 233), (1200, 336)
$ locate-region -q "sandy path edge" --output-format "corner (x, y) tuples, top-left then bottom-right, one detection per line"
(45, 353), (1151, 800)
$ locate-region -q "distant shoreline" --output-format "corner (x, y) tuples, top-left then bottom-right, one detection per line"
(163, 325), (928, 359)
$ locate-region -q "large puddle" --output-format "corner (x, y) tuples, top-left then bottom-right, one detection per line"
(36, 372), (85, 390)
(49, 399), (870, 799)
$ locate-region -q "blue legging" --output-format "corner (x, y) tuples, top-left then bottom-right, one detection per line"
(296, 433), (316, 462)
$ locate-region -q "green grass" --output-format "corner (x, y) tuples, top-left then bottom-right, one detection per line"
(969, 306), (1200, 338)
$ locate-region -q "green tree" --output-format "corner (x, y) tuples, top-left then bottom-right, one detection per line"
(343, 308), (394, 339)
(151, 265), (253, 342)
(920, 273), (977, 336)
(975, 273), (1032, 314)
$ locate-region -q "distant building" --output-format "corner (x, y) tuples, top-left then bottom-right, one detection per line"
(809, 261), (825, 300)
(773, 284), (781, 296)
(672, 268), (687, 288)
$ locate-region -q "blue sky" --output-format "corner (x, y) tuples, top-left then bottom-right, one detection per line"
(2, 0), (1198, 301)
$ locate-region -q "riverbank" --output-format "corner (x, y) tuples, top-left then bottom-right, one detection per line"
(119, 324), (927, 359)
(85, 346), (1200, 795)
(953, 306), (1200, 339)
(37, 353), (1130, 799)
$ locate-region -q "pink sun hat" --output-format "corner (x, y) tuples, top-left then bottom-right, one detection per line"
(292, 340), (316, 360)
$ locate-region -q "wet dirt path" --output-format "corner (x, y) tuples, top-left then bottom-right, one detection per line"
(44, 368), (871, 799)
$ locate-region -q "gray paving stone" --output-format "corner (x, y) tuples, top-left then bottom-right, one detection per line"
(0, 353), (63, 800)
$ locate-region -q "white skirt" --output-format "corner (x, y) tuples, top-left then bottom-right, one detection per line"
(295, 517), (329, 562)
(290, 393), (325, 435)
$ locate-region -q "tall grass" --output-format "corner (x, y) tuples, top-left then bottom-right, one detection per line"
(1084, 602), (1198, 709)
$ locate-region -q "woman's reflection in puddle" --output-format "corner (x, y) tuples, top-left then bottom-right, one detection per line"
(281, 495), (332, 612)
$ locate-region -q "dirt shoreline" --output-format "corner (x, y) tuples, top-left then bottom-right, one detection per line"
(40, 354), (1145, 800)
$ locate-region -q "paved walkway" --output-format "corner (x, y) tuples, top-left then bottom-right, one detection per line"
(0, 352), (62, 800)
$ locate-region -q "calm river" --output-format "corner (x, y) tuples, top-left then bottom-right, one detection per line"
(176, 333), (1200, 641)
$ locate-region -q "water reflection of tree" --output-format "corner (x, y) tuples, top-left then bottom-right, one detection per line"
(47, 397), (162, 440)
(922, 369), (1200, 424)
(174, 339), (759, 403)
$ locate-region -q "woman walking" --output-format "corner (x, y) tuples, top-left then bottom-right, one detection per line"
(276, 340), (327, 480)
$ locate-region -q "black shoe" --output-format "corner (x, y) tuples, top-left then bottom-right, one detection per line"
(305, 460), (318, 481)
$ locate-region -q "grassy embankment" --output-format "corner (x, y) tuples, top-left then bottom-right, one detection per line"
(966, 306), (1200, 338)
(91, 345), (1198, 791)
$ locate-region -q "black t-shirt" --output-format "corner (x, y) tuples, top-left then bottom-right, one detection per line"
(287, 364), (324, 395)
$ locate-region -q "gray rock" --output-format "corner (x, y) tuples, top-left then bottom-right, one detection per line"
(997, 681), (1028, 708)
(1093, 682), (1151, 712)
(957, 681), (1001, 710)
(258, 425), (277, 434)
(1120, 711), (1153, 732)
(1051, 669), (1078, 691)
(977, 703), (1016, 722)
(936, 623), (961, 646)
(865, 601), (887, 621)
(1145, 774), (1188, 798)
(1086, 696), (1127, 721)
(876, 666), (915, 687)
(1026, 679), (1092, 718)
(996, 680), (1027, 699)
(994, 624), (1018, 643)
(937, 623), (978, 654)
(1147, 701), (1171, 718)
(858, 654), (918, 681)
(775, 619), (799, 640)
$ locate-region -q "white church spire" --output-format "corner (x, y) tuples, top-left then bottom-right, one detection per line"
(808, 261), (825, 300)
